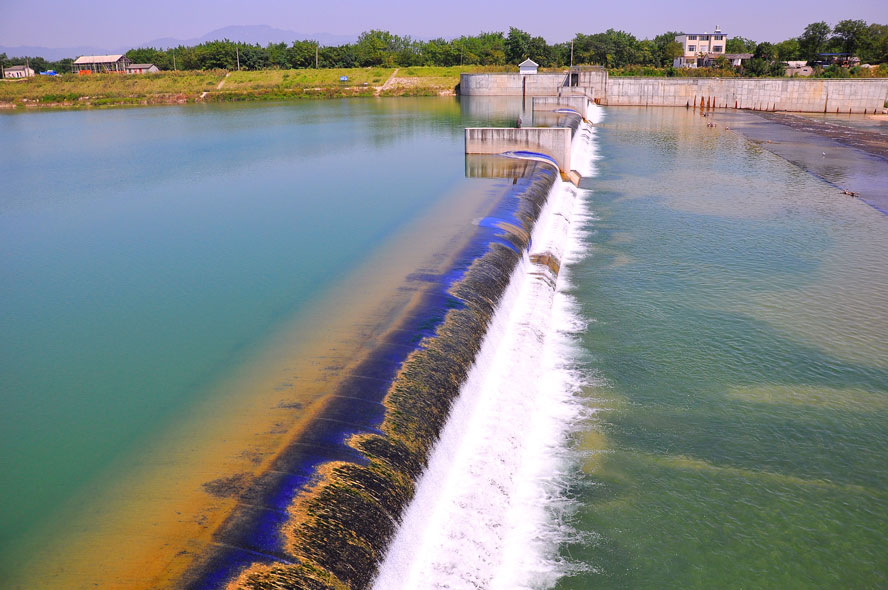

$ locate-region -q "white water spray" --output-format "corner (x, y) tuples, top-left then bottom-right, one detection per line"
(372, 111), (602, 590)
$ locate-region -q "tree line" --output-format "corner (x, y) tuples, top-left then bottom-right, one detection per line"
(2, 21), (886, 75)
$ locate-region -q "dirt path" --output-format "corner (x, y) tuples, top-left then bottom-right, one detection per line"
(216, 72), (231, 90)
(200, 72), (232, 100)
(376, 68), (399, 96)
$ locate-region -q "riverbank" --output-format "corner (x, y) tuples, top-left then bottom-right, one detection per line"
(0, 66), (507, 109)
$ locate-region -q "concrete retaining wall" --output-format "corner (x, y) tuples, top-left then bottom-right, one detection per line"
(460, 73), (568, 96)
(605, 77), (888, 112)
(465, 127), (572, 172)
(461, 71), (888, 113)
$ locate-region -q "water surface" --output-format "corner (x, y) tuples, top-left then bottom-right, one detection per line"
(0, 98), (512, 589)
(559, 107), (888, 589)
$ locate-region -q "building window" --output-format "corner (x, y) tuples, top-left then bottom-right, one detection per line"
(713, 46), (722, 52)
(688, 45), (696, 52)
(688, 35), (697, 40)
(702, 35), (710, 40)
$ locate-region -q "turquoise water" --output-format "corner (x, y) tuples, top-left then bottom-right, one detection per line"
(560, 108), (888, 588)
(0, 99), (503, 582)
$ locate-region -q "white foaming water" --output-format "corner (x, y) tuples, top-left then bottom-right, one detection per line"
(372, 117), (601, 590)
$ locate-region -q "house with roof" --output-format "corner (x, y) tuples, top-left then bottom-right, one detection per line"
(673, 26), (728, 68)
(519, 59), (539, 75)
(126, 63), (159, 74)
(73, 54), (131, 74)
(3, 65), (35, 78)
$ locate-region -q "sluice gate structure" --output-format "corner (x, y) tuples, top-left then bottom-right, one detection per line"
(465, 97), (591, 186)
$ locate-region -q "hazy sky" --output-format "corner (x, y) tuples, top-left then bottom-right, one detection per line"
(2, 0), (887, 48)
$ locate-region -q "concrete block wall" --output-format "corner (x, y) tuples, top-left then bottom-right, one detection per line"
(460, 71), (888, 113)
(460, 73), (568, 96)
(605, 78), (888, 112)
(465, 127), (572, 172)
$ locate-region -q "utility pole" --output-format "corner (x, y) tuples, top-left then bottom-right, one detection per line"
(236, 47), (240, 71)
(315, 43), (319, 68)
(570, 40), (574, 69)
(173, 52), (177, 71)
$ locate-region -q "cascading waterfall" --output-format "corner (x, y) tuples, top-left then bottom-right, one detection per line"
(372, 113), (602, 590)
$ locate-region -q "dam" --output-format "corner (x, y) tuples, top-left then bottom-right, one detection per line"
(3, 96), (887, 590)
(460, 69), (888, 113)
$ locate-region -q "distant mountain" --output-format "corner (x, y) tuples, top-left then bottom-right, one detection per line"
(0, 45), (112, 61)
(139, 25), (357, 49)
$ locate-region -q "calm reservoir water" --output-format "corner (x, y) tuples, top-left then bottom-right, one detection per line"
(0, 98), (514, 587)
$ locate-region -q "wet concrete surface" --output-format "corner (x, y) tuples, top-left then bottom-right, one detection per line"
(713, 111), (888, 214)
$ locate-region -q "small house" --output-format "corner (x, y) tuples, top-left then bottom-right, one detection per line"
(3, 65), (35, 79)
(519, 59), (539, 75)
(126, 64), (159, 74)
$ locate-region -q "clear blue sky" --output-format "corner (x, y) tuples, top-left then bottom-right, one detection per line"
(1, 0), (886, 48)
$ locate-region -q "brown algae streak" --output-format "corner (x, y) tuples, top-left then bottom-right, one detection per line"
(226, 164), (557, 589)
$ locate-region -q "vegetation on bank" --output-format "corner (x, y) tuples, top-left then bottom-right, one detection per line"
(3, 20), (888, 80)
(0, 67), (496, 108)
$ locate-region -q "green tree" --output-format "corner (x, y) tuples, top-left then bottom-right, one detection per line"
(355, 30), (396, 66)
(125, 47), (171, 70)
(505, 27), (532, 63)
(651, 32), (683, 66)
(866, 23), (888, 63)
(754, 42), (776, 60)
(831, 19), (870, 56)
(527, 35), (554, 66)
(265, 42), (291, 69)
(800, 21), (831, 61)
(775, 38), (801, 61)
(726, 36), (757, 53)
(289, 41), (317, 68)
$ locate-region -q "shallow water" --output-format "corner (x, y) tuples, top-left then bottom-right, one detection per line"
(558, 107), (888, 589)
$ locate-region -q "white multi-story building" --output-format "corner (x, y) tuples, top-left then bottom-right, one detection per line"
(673, 26), (728, 68)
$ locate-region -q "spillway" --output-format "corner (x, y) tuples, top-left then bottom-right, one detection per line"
(371, 116), (602, 589)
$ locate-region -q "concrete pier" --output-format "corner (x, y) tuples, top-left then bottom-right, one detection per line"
(532, 96), (591, 119)
(465, 127), (572, 173)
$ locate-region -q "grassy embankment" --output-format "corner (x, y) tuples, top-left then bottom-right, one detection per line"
(0, 66), (509, 109)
